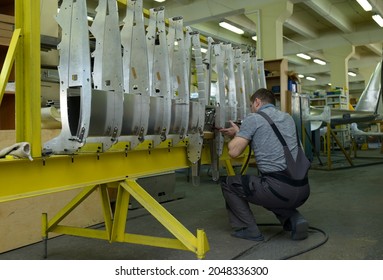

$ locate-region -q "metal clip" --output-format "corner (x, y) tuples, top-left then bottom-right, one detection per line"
(77, 127), (86, 143)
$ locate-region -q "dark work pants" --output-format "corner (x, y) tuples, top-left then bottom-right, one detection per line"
(221, 174), (310, 229)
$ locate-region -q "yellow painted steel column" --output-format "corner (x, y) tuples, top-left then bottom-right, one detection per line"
(224, 159), (236, 176)
(111, 184), (131, 242)
(329, 128), (353, 166)
(15, 0), (42, 157)
(0, 29), (21, 105)
(326, 123), (332, 170)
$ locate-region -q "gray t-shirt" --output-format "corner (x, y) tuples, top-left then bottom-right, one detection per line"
(237, 105), (298, 173)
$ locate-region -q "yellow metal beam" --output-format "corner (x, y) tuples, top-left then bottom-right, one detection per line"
(0, 146), (189, 202)
(52, 226), (110, 240)
(326, 123), (332, 169)
(0, 29), (21, 105)
(111, 184), (131, 242)
(329, 127), (353, 166)
(99, 184), (114, 238)
(15, 0), (41, 157)
(46, 185), (99, 231)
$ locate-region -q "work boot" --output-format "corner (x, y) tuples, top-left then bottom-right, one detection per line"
(231, 225), (264, 241)
(289, 213), (309, 240)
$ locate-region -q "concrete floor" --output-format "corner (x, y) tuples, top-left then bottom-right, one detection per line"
(1, 150), (383, 260)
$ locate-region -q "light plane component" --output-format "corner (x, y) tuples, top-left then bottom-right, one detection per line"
(87, 0), (124, 150)
(42, 0), (264, 174)
(355, 61), (382, 114)
(44, 0), (93, 153)
(120, 0), (151, 148)
(303, 60), (382, 131)
(168, 16), (190, 142)
(145, 6), (172, 146)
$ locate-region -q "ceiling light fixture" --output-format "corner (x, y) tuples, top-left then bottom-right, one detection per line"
(313, 58), (326, 65)
(306, 76), (316, 81)
(296, 53), (311, 60)
(298, 74), (305, 78)
(154, 0), (166, 3)
(356, 0), (372, 11)
(348, 71), (357, 77)
(372, 14), (383, 27)
(252, 35), (257, 41)
(219, 21), (244, 35)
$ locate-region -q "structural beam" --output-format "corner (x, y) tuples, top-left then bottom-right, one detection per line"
(0, 145), (189, 202)
(0, 29), (20, 105)
(304, 0), (354, 32)
(15, 0), (42, 157)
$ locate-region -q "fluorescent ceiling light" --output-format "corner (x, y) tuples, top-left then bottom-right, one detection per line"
(154, 0), (166, 2)
(219, 21), (244, 35)
(356, 0), (372, 11)
(372, 14), (383, 27)
(296, 53), (311, 60)
(252, 35), (257, 41)
(306, 76), (316, 81)
(348, 71), (357, 77)
(313, 58), (326, 65)
(298, 74), (305, 78)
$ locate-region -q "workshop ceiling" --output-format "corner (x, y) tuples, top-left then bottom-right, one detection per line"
(138, 0), (383, 94)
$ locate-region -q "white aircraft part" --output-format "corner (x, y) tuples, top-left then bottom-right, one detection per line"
(186, 29), (207, 164)
(146, 7), (172, 144)
(0, 142), (33, 161)
(120, 0), (151, 148)
(303, 106), (331, 123)
(355, 61), (382, 115)
(168, 16), (190, 141)
(251, 56), (260, 91)
(211, 42), (226, 157)
(88, 0), (124, 150)
(234, 48), (247, 121)
(256, 59), (267, 89)
(350, 122), (383, 136)
(44, 0), (92, 153)
(223, 43), (237, 123)
(242, 52), (253, 115)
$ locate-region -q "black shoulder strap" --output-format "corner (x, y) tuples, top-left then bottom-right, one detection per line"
(257, 110), (301, 148)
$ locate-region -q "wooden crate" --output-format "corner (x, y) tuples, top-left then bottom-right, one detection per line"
(0, 14), (14, 47)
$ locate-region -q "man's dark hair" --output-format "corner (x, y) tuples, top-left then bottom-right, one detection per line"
(250, 88), (276, 106)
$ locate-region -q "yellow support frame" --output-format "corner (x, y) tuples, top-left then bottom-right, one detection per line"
(41, 178), (209, 259)
(0, 29), (21, 105)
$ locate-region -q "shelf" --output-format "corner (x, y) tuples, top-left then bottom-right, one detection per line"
(264, 58), (289, 113)
(266, 75), (281, 79)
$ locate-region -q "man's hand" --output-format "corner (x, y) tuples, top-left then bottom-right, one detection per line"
(219, 120), (239, 138)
